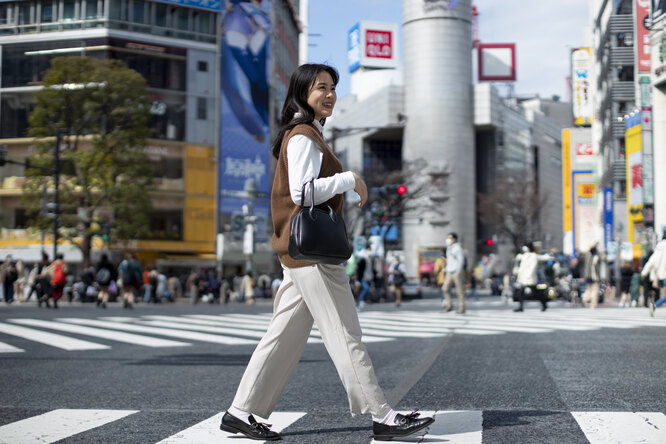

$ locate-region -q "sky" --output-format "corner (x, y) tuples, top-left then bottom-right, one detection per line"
(307, 0), (592, 101)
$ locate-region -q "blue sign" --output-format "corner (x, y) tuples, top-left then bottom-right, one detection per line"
(155, 0), (221, 12)
(348, 23), (361, 73)
(625, 111), (641, 129)
(220, 1), (271, 221)
(603, 187), (613, 250)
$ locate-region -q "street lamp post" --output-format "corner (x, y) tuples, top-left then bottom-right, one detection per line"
(243, 177), (258, 275)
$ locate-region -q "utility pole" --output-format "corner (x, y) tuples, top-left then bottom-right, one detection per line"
(53, 129), (61, 260)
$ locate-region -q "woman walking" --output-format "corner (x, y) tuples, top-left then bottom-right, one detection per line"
(219, 64), (433, 441)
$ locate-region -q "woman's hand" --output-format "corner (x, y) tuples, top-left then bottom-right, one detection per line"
(353, 172), (368, 207)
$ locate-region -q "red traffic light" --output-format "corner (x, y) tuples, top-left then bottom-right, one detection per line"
(397, 185), (407, 195)
(486, 239), (494, 246)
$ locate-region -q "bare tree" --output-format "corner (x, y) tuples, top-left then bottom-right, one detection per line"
(345, 158), (449, 240)
(477, 177), (548, 253)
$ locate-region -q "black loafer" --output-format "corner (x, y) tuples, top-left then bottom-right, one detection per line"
(373, 411), (434, 441)
(220, 412), (281, 441)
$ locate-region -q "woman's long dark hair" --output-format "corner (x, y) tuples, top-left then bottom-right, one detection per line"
(270, 63), (339, 159)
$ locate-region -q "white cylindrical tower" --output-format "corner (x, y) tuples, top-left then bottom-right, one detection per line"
(402, 0), (476, 276)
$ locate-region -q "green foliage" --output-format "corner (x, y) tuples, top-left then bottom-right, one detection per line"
(21, 56), (154, 264)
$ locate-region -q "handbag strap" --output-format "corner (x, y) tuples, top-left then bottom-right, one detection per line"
(300, 178), (316, 210)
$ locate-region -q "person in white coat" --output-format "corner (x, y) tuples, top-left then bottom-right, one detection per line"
(642, 231), (666, 312)
(442, 232), (466, 314)
(514, 242), (548, 312)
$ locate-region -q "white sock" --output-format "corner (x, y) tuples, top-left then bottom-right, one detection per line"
(228, 405), (252, 424)
(373, 409), (398, 425)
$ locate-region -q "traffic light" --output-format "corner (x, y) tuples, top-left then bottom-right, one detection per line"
(397, 185), (407, 195)
(486, 238), (494, 246)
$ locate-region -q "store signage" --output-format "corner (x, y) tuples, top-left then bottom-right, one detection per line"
(572, 48), (593, 126)
(365, 29), (392, 59)
(576, 143), (594, 156)
(636, 0), (651, 72)
(348, 21), (398, 72)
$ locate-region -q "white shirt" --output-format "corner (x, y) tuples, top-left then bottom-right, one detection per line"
(445, 242), (464, 274)
(287, 116), (356, 206)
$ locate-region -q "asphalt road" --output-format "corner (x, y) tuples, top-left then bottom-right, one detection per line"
(1, 291), (665, 443)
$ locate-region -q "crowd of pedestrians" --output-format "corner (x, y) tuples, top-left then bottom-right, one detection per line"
(2, 231), (664, 315)
(0, 252), (285, 308)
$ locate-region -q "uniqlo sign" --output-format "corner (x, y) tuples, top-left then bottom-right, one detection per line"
(348, 21), (398, 72)
(576, 143), (594, 156)
(366, 29), (392, 59)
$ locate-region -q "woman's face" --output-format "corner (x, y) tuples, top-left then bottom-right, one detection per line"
(307, 71), (336, 121)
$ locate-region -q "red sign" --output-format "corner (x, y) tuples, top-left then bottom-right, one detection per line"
(576, 143), (594, 156)
(365, 29), (392, 59)
(631, 163), (643, 188)
(636, 0), (651, 72)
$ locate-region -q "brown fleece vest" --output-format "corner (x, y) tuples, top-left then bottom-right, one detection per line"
(271, 123), (344, 268)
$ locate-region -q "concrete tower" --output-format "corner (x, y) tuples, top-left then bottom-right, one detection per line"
(402, 0), (475, 275)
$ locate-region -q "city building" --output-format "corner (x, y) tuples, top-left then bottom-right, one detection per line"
(328, 77), (567, 278)
(328, 1), (566, 277)
(0, 0), (301, 276)
(591, 0), (661, 259)
(650, 0), (666, 235)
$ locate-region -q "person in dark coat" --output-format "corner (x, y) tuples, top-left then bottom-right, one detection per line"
(95, 254), (117, 309)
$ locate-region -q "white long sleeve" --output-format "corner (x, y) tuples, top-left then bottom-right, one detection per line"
(287, 134), (356, 206)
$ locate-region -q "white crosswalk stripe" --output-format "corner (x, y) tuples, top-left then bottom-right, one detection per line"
(56, 318), (259, 345)
(0, 409), (138, 444)
(0, 340), (23, 353)
(8, 318), (191, 348)
(157, 411), (306, 443)
(370, 410), (483, 443)
(572, 412), (666, 444)
(0, 322), (109, 351)
(1, 410), (665, 443)
(1, 306), (666, 354)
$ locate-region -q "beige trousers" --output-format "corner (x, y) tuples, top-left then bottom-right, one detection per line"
(442, 271), (465, 310)
(584, 282), (600, 308)
(232, 263), (390, 419)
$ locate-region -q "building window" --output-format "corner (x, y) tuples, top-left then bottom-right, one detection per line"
(197, 61), (208, 72)
(132, 0), (147, 23)
(85, 0), (99, 19)
(197, 97), (207, 120)
(145, 210), (183, 240)
(40, 2), (55, 23)
(0, 3), (11, 25)
(62, 0), (78, 22)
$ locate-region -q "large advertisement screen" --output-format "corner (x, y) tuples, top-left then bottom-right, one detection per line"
(220, 0), (271, 238)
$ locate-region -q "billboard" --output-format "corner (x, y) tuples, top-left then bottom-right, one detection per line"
(636, 0), (651, 72)
(562, 128), (598, 256)
(572, 48), (593, 126)
(155, 0), (221, 12)
(626, 118), (643, 256)
(220, 0), (270, 237)
(347, 21), (398, 72)
(477, 43), (516, 82)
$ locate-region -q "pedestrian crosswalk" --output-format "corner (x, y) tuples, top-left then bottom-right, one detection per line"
(0, 306), (665, 354)
(1, 409), (665, 443)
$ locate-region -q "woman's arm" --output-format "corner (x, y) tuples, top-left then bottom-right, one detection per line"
(287, 134), (356, 206)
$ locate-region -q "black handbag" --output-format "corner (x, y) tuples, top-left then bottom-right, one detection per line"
(288, 179), (352, 264)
